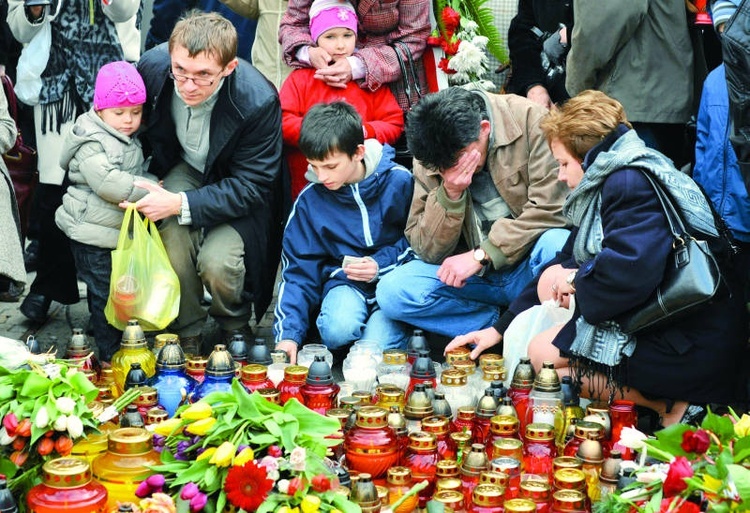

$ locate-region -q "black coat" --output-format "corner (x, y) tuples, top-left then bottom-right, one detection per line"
(506, 0), (573, 103)
(137, 44), (288, 322)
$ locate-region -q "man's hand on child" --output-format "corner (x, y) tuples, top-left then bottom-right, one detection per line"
(314, 60), (353, 89)
(309, 47), (333, 69)
(343, 256), (378, 282)
(120, 180), (182, 221)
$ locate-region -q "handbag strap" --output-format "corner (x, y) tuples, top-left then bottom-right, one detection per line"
(391, 41), (422, 109)
(639, 171), (690, 241)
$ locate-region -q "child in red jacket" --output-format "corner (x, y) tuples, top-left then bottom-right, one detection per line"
(279, 0), (404, 199)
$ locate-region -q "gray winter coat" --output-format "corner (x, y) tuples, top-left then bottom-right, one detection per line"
(565, 0), (693, 124)
(56, 109), (156, 248)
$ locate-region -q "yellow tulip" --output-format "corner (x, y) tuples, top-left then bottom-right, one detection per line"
(330, 510), (343, 513)
(277, 507), (292, 513)
(185, 417), (217, 436)
(180, 402), (213, 420)
(209, 441), (235, 467)
(300, 496), (321, 513)
(291, 508), (300, 513)
(232, 447), (255, 466)
(197, 447), (217, 461)
(735, 414), (750, 438)
(152, 418), (184, 436)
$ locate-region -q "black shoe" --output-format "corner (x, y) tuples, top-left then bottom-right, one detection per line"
(0, 280), (24, 302)
(24, 240), (39, 273)
(20, 293), (52, 323)
(680, 404), (708, 426)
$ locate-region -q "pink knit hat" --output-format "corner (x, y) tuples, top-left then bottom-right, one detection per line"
(309, 0), (358, 44)
(93, 61), (146, 111)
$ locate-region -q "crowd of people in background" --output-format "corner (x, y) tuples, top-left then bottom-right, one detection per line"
(1, 0), (749, 426)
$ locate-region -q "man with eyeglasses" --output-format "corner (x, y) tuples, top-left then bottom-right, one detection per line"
(124, 10), (286, 356)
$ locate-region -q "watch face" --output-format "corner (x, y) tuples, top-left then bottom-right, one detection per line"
(474, 249), (484, 262)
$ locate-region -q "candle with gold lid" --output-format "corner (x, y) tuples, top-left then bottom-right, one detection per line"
(376, 385), (406, 413)
(459, 443), (488, 508)
(344, 406), (399, 479)
(503, 498), (537, 513)
(469, 484), (505, 513)
(552, 468), (586, 493)
(520, 480), (552, 513)
(440, 368), (474, 416)
(403, 431), (439, 508)
(563, 421), (604, 458)
(257, 387), (281, 404)
(278, 364), (308, 404)
(91, 427), (160, 508)
(436, 477), (463, 493)
(478, 353), (504, 372)
(111, 321), (156, 396)
(422, 415), (455, 461)
(486, 415), (520, 460)
(434, 490), (466, 513)
(436, 459), (460, 478)
(386, 467), (418, 513)
(27, 457), (108, 513)
(445, 346), (471, 366)
(523, 423), (557, 481)
(492, 437), (523, 463)
(479, 470), (508, 489)
(550, 489), (588, 513)
(240, 364), (274, 393)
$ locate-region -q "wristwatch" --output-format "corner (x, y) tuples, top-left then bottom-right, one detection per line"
(566, 270), (577, 290)
(473, 246), (491, 266)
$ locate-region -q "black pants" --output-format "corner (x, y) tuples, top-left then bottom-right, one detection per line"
(28, 183), (79, 304)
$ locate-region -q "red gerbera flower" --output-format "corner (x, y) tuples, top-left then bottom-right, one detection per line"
(224, 461), (275, 511)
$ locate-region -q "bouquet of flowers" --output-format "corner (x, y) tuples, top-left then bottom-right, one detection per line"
(427, 0), (506, 90)
(598, 409), (750, 512)
(0, 358), (107, 510)
(147, 381), (359, 513)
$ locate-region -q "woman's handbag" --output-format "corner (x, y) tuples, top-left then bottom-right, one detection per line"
(390, 41), (423, 168)
(1, 75), (38, 241)
(617, 172), (722, 334)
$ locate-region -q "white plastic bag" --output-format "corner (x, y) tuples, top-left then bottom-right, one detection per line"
(502, 299), (575, 387)
(15, 5), (57, 106)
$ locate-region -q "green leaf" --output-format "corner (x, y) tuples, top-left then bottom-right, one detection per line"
(0, 458), (18, 480)
(257, 494), (289, 513)
(68, 371), (99, 403)
(727, 464), (750, 504)
(458, 0), (507, 62)
(702, 411), (736, 444)
(172, 459), (212, 487)
(330, 492), (362, 513)
(733, 435), (750, 463)
(283, 399), (341, 438)
(216, 490), (227, 513)
(248, 433), (279, 445)
(204, 464), (219, 490)
(651, 423), (692, 458)
(19, 372), (52, 398)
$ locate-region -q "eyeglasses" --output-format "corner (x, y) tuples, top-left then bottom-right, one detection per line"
(169, 69), (221, 87)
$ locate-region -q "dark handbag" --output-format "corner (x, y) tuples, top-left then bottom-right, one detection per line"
(617, 172), (722, 334)
(390, 41), (423, 168)
(1, 74), (38, 240)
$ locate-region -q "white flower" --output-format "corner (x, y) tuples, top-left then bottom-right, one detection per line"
(53, 414), (68, 432)
(35, 406), (49, 429)
(43, 363), (61, 380)
(452, 41), (487, 72)
(67, 414), (84, 438)
(289, 446), (306, 471)
(471, 35), (489, 49)
(277, 479), (290, 494)
(268, 470), (280, 481)
(0, 427), (16, 445)
(258, 455), (279, 473)
(460, 19), (479, 33)
(618, 426), (649, 450)
(56, 396), (76, 415)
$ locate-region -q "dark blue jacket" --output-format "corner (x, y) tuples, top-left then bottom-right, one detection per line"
(274, 142), (413, 344)
(693, 64), (750, 243)
(137, 44), (286, 321)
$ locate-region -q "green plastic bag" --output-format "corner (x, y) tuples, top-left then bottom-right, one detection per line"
(105, 205), (180, 331)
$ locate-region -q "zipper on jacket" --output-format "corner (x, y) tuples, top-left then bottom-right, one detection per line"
(351, 183), (373, 246)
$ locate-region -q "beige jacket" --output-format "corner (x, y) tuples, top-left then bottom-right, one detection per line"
(220, 0), (292, 89)
(407, 92), (570, 269)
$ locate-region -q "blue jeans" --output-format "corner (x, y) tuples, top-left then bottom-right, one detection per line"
(69, 241), (122, 362)
(316, 285), (410, 351)
(376, 228), (569, 337)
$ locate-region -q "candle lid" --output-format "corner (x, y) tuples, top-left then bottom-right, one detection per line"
(503, 499), (537, 513)
(490, 414), (519, 435)
(355, 406), (389, 429)
(42, 457), (92, 488)
(382, 349), (407, 365)
(472, 484), (505, 508)
(241, 364), (269, 382)
(525, 422), (555, 441)
(440, 368), (468, 387)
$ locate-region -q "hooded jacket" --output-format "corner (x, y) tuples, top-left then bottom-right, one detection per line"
(274, 140), (413, 344)
(56, 109), (156, 249)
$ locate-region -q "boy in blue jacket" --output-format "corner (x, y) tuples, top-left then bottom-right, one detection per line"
(274, 102), (414, 364)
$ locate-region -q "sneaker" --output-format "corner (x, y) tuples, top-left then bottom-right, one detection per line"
(0, 280), (24, 302)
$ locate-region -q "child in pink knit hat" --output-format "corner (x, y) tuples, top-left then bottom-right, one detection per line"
(279, 0), (404, 199)
(55, 60), (158, 363)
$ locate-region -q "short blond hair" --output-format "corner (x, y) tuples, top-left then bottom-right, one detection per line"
(169, 10), (238, 67)
(540, 90), (632, 161)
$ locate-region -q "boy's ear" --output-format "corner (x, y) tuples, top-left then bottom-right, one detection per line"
(353, 144), (366, 161)
(223, 58), (239, 76)
(479, 119), (491, 138)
